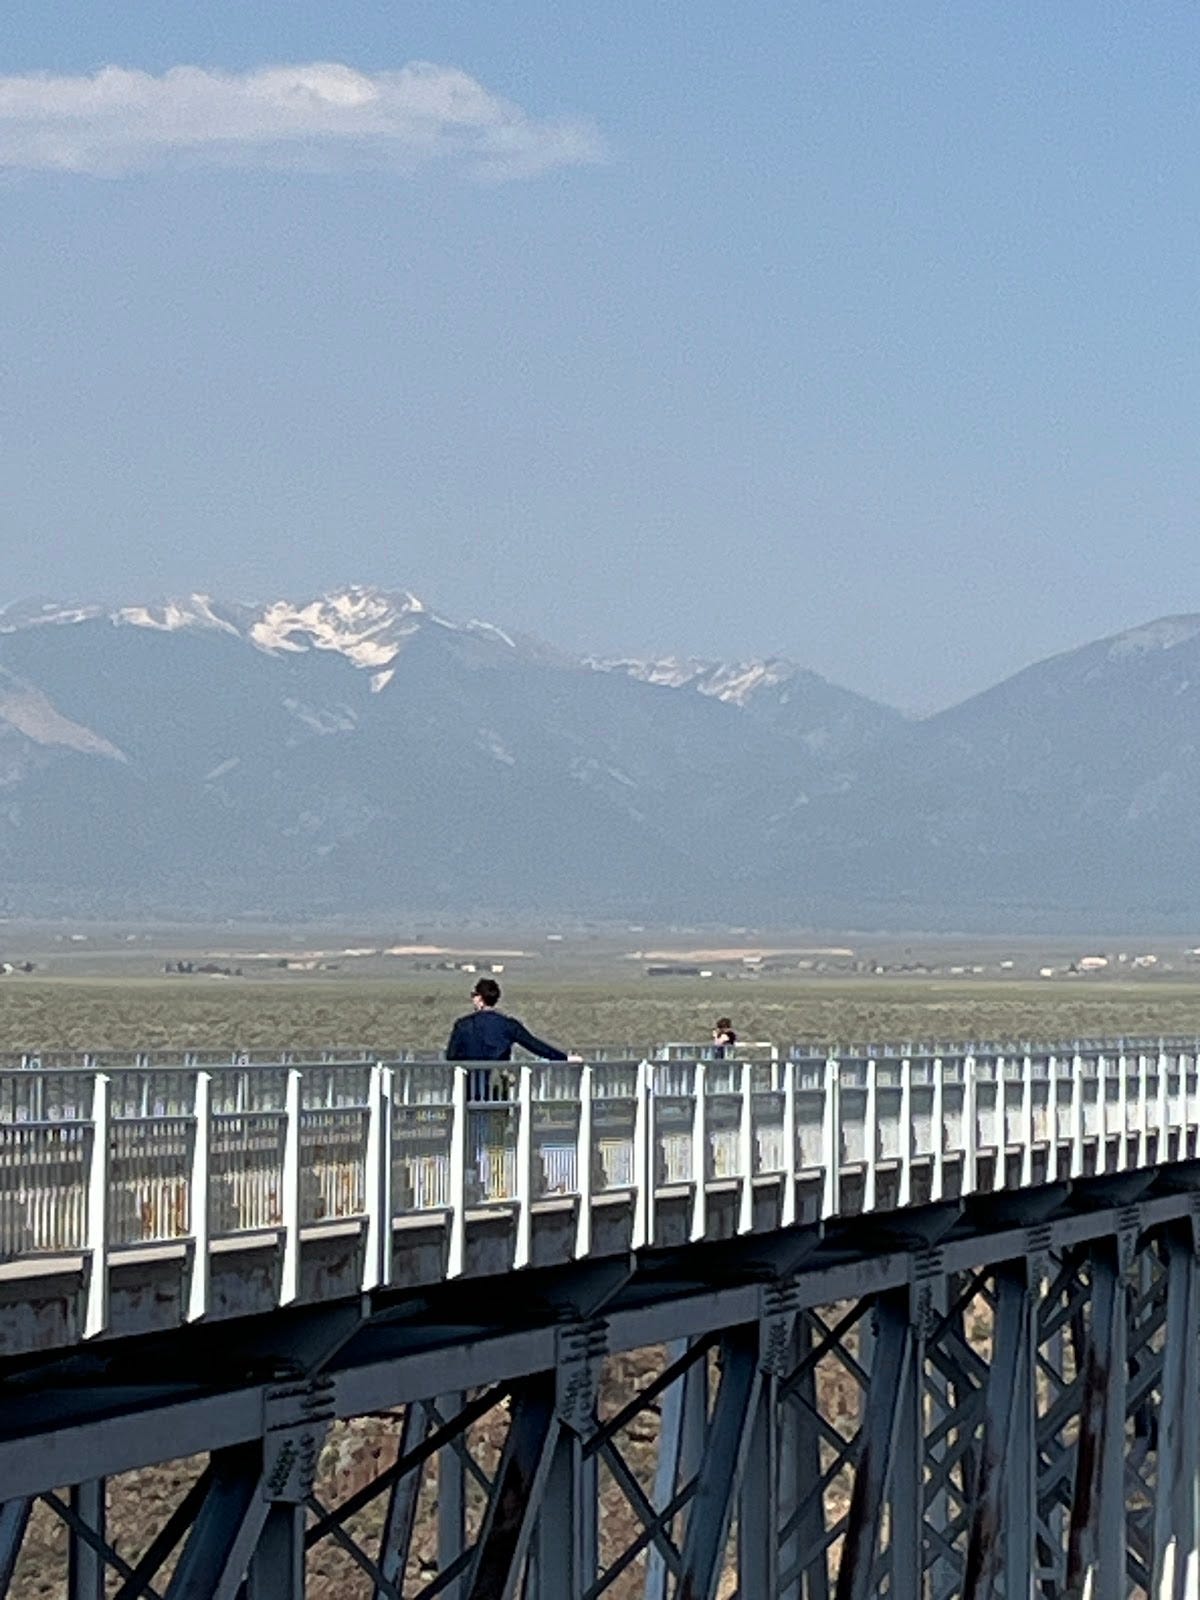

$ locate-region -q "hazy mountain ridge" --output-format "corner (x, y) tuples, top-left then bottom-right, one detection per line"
(0, 591), (1196, 929)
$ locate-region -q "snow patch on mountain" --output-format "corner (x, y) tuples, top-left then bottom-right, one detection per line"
(589, 654), (809, 705)
(0, 601), (104, 632)
(1107, 617), (1200, 659)
(249, 588), (428, 667)
(116, 596), (240, 637)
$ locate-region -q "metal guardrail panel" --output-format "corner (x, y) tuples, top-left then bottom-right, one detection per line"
(1, 1044), (1199, 1330)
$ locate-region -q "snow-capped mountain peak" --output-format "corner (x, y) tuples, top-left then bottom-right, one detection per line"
(1106, 616), (1200, 660)
(247, 587), (430, 668)
(590, 654), (805, 706)
(115, 595), (241, 637)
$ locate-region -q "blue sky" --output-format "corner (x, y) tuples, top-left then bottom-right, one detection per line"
(1, 2), (1197, 711)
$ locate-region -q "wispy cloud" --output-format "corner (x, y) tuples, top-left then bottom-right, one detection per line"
(0, 61), (604, 179)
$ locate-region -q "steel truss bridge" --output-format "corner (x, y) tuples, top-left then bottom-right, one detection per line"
(0, 1040), (1199, 1598)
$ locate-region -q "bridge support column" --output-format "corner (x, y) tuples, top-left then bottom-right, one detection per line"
(888, 1279), (930, 1599)
(165, 1443), (269, 1600)
(834, 1290), (912, 1600)
(738, 1370), (780, 1599)
(246, 1506), (305, 1600)
(646, 1338), (707, 1600)
(677, 1323), (763, 1600)
(779, 1315), (829, 1600)
(527, 1319), (604, 1600)
(68, 1480), (106, 1600)
(374, 1401), (429, 1599)
(1152, 1222), (1200, 1599)
(529, 1429), (586, 1600)
(0, 1499), (30, 1597)
(464, 1372), (559, 1600)
(962, 1260), (1036, 1600)
(437, 1392), (466, 1600)
(1067, 1237), (1129, 1600)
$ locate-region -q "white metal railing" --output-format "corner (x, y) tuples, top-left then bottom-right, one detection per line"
(0, 1045), (1197, 1334)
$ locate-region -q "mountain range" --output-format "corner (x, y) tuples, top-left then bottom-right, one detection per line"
(0, 589), (1197, 931)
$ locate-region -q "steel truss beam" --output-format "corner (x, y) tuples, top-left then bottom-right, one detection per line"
(7, 1213), (1200, 1598)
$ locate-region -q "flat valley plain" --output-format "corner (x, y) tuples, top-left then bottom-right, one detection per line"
(5, 972), (1200, 1056)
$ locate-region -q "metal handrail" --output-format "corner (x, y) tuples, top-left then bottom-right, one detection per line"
(0, 1043), (1192, 1336)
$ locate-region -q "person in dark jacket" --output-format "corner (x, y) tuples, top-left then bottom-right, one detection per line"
(446, 978), (572, 1098)
(711, 1018), (738, 1059)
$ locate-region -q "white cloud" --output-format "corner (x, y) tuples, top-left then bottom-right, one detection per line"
(0, 61), (604, 179)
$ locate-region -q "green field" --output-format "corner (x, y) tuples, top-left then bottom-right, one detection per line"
(4, 974), (1200, 1054)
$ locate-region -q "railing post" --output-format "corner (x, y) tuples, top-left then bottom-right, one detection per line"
(574, 1063), (593, 1258)
(1070, 1054), (1085, 1180)
(1117, 1052), (1130, 1171)
(447, 1067), (468, 1278)
(737, 1061), (754, 1235)
(962, 1054), (978, 1196)
(863, 1058), (879, 1212)
(993, 1055), (1009, 1192)
(361, 1063), (392, 1292)
(931, 1057), (945, 1202)
(83, 1074), (110, 1340)
(781, 1057), (797, 1228)
(1046, 1053), (1060, 1180)
(514, 1064), (535, 1269)
(279, 1068), (302, 1306)
(1020, 1055), (1034, 1188)
(1137, 1052), (1150, 1168)
(186, 1071), (211, 1323)
(690, 1060), (708, 1242)
(821, 1056), (841, 1219)
(1157, 1049), (1170, 1162)
(898, 1057), (913, 1209)
(632, 1060), (652, 1250)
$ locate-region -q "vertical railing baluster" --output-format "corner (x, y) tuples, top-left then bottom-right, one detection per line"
(690, 1061), (708, 1243)
(821, 1056), (841, 1219)
(898, 1057), (913, 1208)
(279, 1068), (301, 1306)
(1070, 1054), (1085, 1180)
(737, 1061), (754, 1236)
(632, 1060), (651, 1250)
(447, 1068), (467, 1279)
(1020, 1054), (1034, 1188)
(863, 1058), (878, 1213)
(962, 1054), (978, 1196)
(1137, 1053), (1150, 1169)
(361, 1064), (386, 1292)
(1157, 1050), (1170, 1162)
(574, 1064), (593, 1259)
(83, 1074), (110, 1340)
(781, 1057), (797, 1229)
(514, 1065), (535, 1270)
(186, 1072), (211, 1323)
(931, 1057), (945, 1202)
(1047, 1053), (1059, 1180)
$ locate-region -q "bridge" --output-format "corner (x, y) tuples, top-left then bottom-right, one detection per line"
(0, 1040), (1198, 1598)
